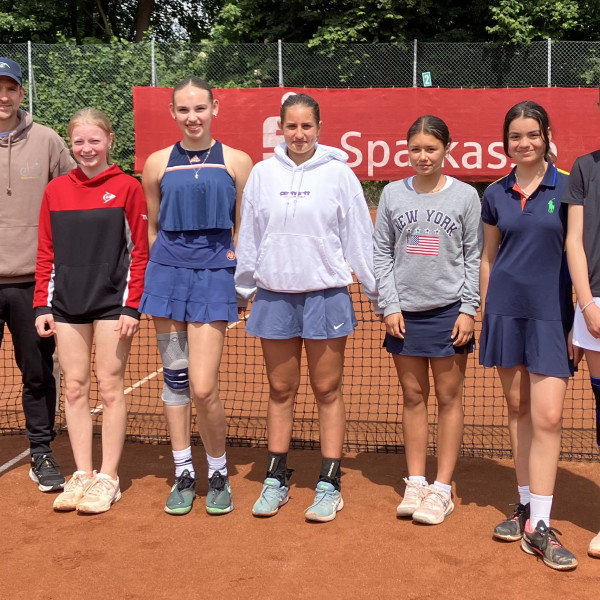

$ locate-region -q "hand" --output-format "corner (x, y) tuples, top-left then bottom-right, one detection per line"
(567, 328), (584, 367)
(583, 302), (600, 339)
(384, 312), (405, 339)
(35, 314), (56, 337)
(115, 314), (139, 339)
(452, 313), (475, 346)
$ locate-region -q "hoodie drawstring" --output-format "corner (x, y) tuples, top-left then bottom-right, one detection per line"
(6, 134), (12, 195)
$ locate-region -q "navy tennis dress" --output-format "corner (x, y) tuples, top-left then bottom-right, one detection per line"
(140, 141), (239, 323)
(479, 163), (574, 377)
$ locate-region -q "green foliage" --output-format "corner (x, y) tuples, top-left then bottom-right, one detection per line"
(487, 0), (580, 44)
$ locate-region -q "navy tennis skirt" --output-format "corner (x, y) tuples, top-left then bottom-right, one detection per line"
(384, 301), (474, 358)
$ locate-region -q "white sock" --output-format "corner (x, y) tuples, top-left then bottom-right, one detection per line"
(173, 446), (194, 478)
(408, 475), (428, 486)
(207, 452), (227, 478)
(530, 492), (553, 529)
(518, 485), (530, 506)
(433, 480), (452, 495)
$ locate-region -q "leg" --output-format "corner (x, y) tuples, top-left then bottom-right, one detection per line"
(4, 284), (57, 455)
(54, 322), (94, 473)
(93, 320), (133, 479)
(584, 350), (600, 557)
(392, 355), (431, 477)
(430, 353), (468, 485)
(305, 336), (347, 460)
(252, 338), (302, 518)
(261, 337), (303, 453)
(497, 366), (532, 490)
(153, 317), (191, 453)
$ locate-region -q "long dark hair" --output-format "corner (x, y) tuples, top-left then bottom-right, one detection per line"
(503, 101), (554, 162)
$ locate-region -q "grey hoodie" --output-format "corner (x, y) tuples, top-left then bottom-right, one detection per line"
(0, 110), (75, 282)
(373, 176), (481, 317)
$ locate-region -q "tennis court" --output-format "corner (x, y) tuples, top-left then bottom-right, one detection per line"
(1, 286), (599, 598)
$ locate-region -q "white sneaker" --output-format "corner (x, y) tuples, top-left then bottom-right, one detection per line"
(76, 472), (121, 514)
(589, 530), (600, 558)
(396, 477), (428, 517)
(412, 484), (454, 525)
(53, 471), (93, 511)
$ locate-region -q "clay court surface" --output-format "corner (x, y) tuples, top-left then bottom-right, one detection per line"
(1, 281), (600, 597)
(1, 436), (600, 599)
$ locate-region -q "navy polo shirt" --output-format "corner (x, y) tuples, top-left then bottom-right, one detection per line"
(482, 163), (571, 321)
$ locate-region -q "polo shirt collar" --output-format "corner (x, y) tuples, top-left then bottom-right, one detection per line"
(504, 161), (557, 191)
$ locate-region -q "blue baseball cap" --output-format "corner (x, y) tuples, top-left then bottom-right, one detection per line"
(0, 58), (22, 85)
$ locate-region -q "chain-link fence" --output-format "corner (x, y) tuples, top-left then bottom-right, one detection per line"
(2, 40), (600, 173)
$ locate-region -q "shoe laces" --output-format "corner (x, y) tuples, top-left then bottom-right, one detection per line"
(422, 487), (448, 509)
(209, 471), (226, 492)
(535, 522), (564, 550)
(175, 471), (195, 491)
(34, 454), (59, 473)
(84, 476), (115, 499)
(508, 503), (527, 521)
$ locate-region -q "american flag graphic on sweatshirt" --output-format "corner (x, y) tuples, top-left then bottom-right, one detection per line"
(406, 234), (439, 256)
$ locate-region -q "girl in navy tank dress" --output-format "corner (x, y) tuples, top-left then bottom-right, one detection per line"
(139, 77), (252, 516)
(563, 138), (600, 559)
(480, 101), (576, 570)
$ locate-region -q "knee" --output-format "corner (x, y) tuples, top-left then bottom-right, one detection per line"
(269, 380), (299, 404)
(97, 379), (124, 408)
(534, 409), (562, 435)
(506, 393), (529, 419)
(312, 382), (342, 406)
(190, 383), (218, 407)
(63, 380), (89, 405)
(401, 386), (428, 408)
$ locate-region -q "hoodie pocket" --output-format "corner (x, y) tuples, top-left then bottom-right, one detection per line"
(54, 263), (120, 315)
(255, 233), (337, 291)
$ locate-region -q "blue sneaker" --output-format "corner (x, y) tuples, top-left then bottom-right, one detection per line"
(304, 481), (344, 522)
(165, 469), (196, 515)
(252, 477), (289, 517)
(206, 471), (234, 515)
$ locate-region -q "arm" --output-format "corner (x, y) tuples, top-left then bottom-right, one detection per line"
(479, 223), (501, 321)
(234, 172), (260, 301)
(142, 149), (169, 252)
(33, 190), (56, 337)
(119, 178), (150, 335)
(566, 204), (600, 338)
(223, 145), (253, 247)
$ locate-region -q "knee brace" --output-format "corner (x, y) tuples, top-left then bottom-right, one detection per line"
(157, 332), (190, 406)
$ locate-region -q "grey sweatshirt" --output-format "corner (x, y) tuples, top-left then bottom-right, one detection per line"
(373, 176), (481, 317)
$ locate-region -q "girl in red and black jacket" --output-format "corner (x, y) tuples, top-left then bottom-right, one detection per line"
(34, 108), (148, 514)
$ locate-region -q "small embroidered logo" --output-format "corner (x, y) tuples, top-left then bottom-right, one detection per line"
(226, 250), (236, 261)
(103, 192), (116, 203)
(548, 199), (555, 214)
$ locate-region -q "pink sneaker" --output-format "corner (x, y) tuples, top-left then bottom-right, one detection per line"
(53, 471), (93, 511)
(396, 478), (428, 517)
(412, 484), (454, 525)
(76, 472), (121, 514)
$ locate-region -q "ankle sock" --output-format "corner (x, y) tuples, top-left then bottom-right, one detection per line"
(518, 484), (530, 506)
(173, 446), (194, 478)
(408, 475), (428, 486)
(433, 480), (452, 495)
(207, 452), (227, 478)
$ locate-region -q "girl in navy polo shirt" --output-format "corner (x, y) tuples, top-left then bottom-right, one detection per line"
(480, 101), (576, 570)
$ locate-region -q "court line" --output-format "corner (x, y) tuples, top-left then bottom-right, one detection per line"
(0, 449), (30, 475)
(0, 317), (249, 471)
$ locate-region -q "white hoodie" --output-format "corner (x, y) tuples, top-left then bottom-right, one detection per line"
(235, 143), (379, 310)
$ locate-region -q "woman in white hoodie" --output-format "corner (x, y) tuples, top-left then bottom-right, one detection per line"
(235, 93), (379, 522)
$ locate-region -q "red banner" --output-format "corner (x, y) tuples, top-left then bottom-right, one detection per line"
(133, 87), (600, 182)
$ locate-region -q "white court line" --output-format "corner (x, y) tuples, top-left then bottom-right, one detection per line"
(0, 449), (30, 475)
(1, 317), (249, 471)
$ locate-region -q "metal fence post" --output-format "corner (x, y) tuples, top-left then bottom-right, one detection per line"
(151, 37), (157, 86)
(413, 39), (417, 87)
(278, 40), (284, 87)
(27, 40), (33, 116)
(547, 38), (551, 87)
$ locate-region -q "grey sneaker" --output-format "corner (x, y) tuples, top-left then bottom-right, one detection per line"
(252, 477), (289, 517)
(206, 471), (233, 515)
(304, 481), (344, 522)
(493, 502), (529, 541)
(165, 470), (196, 515)
(521, 519), (578, 571)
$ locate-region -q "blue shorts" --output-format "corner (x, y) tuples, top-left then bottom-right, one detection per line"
(140, 261), (238, 324)
(245, 287), (357, 340)
(384, 301), (474, 358)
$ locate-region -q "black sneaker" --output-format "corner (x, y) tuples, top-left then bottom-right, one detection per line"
(521, 519), (578, 571)
(29, 453), (66, 492)
(493, 502), (530, 541)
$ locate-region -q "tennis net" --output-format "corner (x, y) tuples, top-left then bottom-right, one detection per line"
(0, 285), (597, 459)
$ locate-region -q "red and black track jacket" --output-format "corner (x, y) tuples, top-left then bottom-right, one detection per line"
(34, 164), (149, 319)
